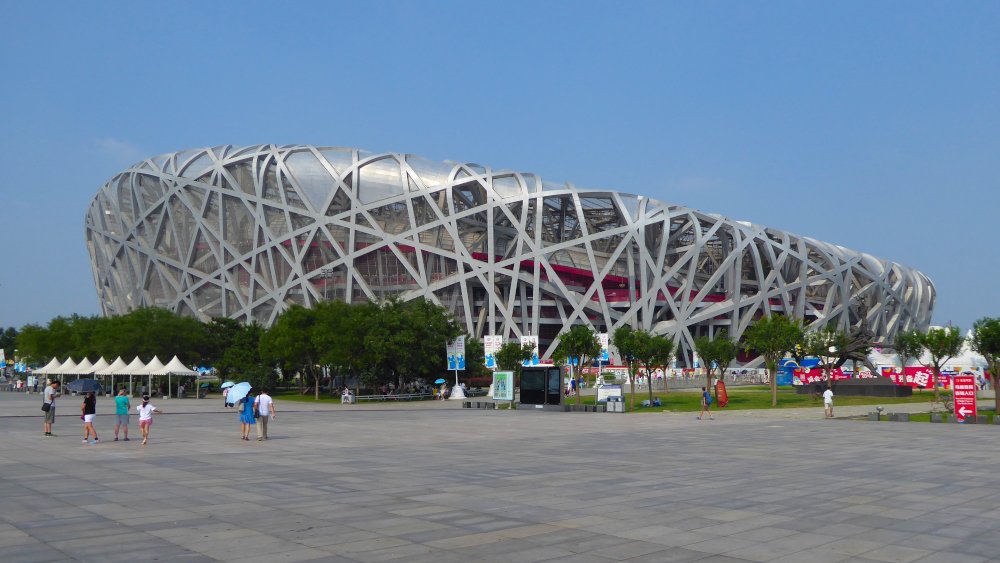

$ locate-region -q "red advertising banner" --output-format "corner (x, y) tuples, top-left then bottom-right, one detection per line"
(715, 380), (729, 408)
(793, 367), (850, 385)
(880, 367), (953, 389)
(952, 375), (977, 422)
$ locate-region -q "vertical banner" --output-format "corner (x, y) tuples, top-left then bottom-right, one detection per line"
(599, 333), (610, 363)
(521, 335), (540, 366)
(483, 335), (502, 369)
(952, 375), (977, 422)
(447, 336), (466, 371)
(492, 370), (514, 401)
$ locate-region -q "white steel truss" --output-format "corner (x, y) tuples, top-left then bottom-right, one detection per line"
(85, 145), (935, 366)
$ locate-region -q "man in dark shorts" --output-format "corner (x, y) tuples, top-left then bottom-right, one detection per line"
(43, 380), (61, 436)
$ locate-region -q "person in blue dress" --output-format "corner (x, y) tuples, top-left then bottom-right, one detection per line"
(239, 392), (256, 441)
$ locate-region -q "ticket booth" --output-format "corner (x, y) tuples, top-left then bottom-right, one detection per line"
(519, 366), (562, 406)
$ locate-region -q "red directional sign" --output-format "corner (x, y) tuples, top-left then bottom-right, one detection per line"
(952, 375), (977, 423)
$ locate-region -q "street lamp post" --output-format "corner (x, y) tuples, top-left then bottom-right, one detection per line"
(320, 267), (334, 301)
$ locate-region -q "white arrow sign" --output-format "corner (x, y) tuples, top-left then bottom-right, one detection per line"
(958, 406), (971, 418)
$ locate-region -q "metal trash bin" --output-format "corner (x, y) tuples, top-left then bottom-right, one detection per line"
(606, 396), (624, 413)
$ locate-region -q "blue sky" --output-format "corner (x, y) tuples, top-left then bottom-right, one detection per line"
(1, 1), (997, 331)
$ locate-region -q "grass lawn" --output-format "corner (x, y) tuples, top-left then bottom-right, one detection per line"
(568, 387), (953, 413)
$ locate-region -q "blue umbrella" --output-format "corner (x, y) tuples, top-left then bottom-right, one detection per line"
(226, 382), (252, 405)
(220, 381), (236, 389)
(67, 379), (102, 394)
(434, 378), (446, 385)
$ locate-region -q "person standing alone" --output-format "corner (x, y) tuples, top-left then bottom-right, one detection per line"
(823, 387), (834, 418)
(253, 388), (276, 441)
(42, 380), (61, 436)
(114, 388), (131, 441)
(697, 386), (714, 420)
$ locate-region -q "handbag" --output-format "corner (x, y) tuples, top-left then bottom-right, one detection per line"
(41, 402), (51, 412)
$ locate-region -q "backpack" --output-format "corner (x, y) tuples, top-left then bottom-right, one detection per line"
(704, 392), (713, 405)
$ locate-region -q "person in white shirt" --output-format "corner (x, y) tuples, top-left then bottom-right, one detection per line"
(135, 395), (163, 445)
(823, 387), (834, 419)
(253, 388), (276, 441)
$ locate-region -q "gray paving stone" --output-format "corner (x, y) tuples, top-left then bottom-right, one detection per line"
(4, 393), (1000, 562)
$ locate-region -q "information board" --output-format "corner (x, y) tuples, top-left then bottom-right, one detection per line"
(952, 375), (977, 422)
(492, 371), (514, 401)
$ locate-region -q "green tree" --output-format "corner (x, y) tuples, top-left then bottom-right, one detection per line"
(260, 305), (321, 399)
(495, 341), (533, 381)
(92, 308), (207, 365)
(920, 326), (964, 403)
(462, 337), (490, 383)
(14, 324), (48, 363)
(215, 321), (269, 385)
(0, 327), (16, 357)
(613, 326), (643, 411)
(970, 317), (1000, 413)
(802, 326), (849, 389)
(312, 300), (375, 393)
(552, 325), (601, 405)
(891, 328), (925, 385)
(363, 298), (460, 390)
(636, 334), (674, 405)
(743, 315), (804, 407)
(694, 331), (737, 395)
(201, 317), (244, 368)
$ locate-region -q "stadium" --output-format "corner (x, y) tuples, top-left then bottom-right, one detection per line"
(85, 145), (935, 367)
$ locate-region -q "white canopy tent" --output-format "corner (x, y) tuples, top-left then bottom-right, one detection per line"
(35, 358), (61, 377)
(90, 357), (111, 374)
(53, 358), (79, 386)
(120, 357), (148, 396)
(88, 357), (111, 394)
(140, 356), (168, 397)
(98, 356), (130, 396)
(73, 358), (95, 379)
(164, 356), (200, 398)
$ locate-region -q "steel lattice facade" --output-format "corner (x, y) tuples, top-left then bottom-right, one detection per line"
(86, 145), (935, 366)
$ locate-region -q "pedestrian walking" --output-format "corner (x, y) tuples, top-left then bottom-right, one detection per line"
(823, 387), (834, 418)
(81, 391), (100, 444)
(42, 380), (61, 436)
(114, 388), (131, 441)
(697, 386), (714, 420)
(239, 392), (256, 440)
(253, 388), (276, 441)
(136, 395), (162, 445)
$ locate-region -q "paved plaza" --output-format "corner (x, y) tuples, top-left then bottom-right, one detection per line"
(1, 392), (999, 563)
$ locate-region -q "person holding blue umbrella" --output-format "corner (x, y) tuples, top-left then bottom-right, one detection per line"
(239, 389), (256, 441)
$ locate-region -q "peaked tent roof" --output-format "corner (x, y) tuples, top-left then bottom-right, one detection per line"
(120, 357), (147, 375)
(97, 357), (128, 375)
(54, 358), (79, 375)
(140, 356), (168, 375)
(164, 356), (198, 376)
(36, 358), (62, 375)
(89, 357), (111, 374)
(74, 358), (95, 375)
